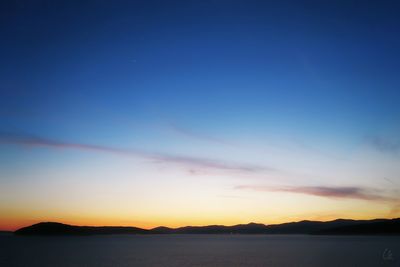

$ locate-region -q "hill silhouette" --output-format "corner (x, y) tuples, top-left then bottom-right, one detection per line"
(314, 218), (400, 235)
(14, 218), (400, 236)
(14, 222), (149, 235)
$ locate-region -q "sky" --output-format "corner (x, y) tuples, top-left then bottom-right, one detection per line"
(1, 0), (400, 231)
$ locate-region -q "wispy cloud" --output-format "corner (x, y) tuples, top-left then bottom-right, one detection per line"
(236, 184), (393, 201)
(169, 123), (233, 146)
(367, 136), (400, 155)
(0, 132), (271, 173)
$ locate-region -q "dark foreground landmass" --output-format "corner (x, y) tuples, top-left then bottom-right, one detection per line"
(15, 223), (148, 235)
(14, 218), (400, 236)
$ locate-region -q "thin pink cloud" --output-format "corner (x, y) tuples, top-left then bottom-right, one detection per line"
(235, 185), (393, 201)
(0, 132), (272, 173)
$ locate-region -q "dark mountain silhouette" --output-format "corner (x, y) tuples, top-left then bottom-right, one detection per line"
(313, 218), (400, 235)
(150, 226), (174, 234)
(263, 218), (388, 234)
(14, 222), (149, 236)
(151, 223), (269, 234)
(14, 218), (400, 236)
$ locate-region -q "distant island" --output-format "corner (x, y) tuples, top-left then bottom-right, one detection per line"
(14, 218), (400, 236)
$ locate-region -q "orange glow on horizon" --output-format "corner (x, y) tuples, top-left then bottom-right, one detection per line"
(2, 212), (398, 232)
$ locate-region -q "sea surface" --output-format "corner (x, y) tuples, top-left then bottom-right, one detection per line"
(0, 233), (399, 267)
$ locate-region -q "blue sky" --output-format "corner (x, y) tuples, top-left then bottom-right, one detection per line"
(1, 0), (400, 229)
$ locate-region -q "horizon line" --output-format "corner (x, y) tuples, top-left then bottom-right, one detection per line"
(4, 216), (399, 232)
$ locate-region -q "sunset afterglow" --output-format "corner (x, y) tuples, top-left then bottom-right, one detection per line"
(1, 1), (400, 232)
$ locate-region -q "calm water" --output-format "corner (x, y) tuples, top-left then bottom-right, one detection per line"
(0, 234), (399, 267)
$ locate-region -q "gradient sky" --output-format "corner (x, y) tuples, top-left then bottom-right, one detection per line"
(1, 0), (400, 231)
